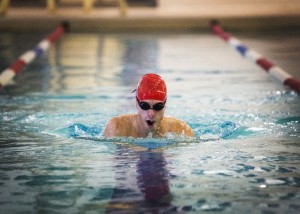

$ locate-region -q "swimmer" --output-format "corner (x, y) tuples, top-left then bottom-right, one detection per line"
(103, 73), (194, 138)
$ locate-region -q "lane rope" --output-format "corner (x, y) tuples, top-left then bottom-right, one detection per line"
(210, 20), (300, 94)
(0, 21), (70, 90)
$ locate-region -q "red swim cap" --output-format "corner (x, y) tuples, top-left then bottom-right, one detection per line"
(136, 74), (167, 101)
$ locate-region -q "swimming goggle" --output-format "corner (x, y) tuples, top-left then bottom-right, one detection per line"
(136, 97), (166, 111)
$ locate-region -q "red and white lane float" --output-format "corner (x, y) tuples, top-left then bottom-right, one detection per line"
(0, 21), (69, 90)
(210, 21), (300, 94)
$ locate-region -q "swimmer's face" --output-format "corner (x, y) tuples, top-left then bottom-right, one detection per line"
(136, 99), (166, 131)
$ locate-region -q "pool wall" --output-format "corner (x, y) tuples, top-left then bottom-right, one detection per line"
(1, 1), (300, 32)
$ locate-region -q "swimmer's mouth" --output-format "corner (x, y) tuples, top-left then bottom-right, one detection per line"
(146, 120), (155, 126)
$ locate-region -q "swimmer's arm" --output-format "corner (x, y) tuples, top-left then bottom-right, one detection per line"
(103, 117), (122, 137)
(181, 121), (194, 137)
(166, 117), (194, 137)
(173, 117), (194, 137)
(103, 117), (148, 151)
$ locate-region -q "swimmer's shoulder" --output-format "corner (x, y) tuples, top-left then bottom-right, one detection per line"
(163, 116), (194, 137)
(104, 114), (136, 137)
(108, 114), (136, 126)
(163, 116), (186, 125)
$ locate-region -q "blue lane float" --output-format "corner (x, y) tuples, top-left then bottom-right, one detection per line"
(0, 21), (69, 90)
(210, 20), (300, 94)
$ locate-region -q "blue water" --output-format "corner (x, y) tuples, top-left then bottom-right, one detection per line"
(0, 31), (300, 213)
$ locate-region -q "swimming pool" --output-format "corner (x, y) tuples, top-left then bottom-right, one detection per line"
(0, 30), (300, 213)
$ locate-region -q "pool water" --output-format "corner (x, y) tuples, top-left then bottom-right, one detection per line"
(0, 30), (300, 213)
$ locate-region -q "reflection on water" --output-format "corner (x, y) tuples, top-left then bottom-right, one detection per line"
(106, 148), (173, 213)
(0, 31), (300, 213)
(136, 152), (171, 205)
(47, 33), (159, 92)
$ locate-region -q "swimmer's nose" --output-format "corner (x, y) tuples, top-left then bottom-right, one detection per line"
(147, 109), (156, 118)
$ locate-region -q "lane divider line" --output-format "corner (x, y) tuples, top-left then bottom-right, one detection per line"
(0, 21), (69, 90)
(210, 20), (300, 94)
